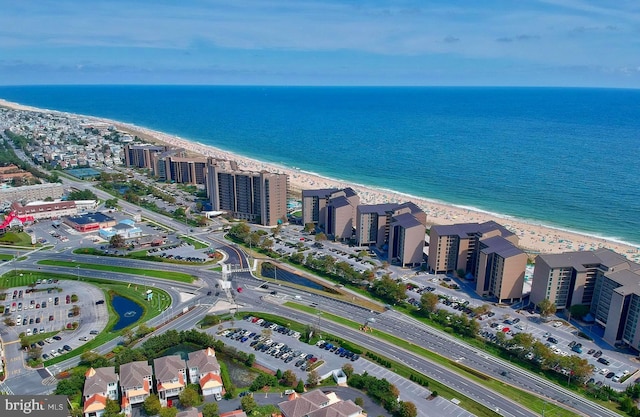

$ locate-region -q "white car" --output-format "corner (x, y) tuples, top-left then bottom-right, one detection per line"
(599, 368), (609, 375)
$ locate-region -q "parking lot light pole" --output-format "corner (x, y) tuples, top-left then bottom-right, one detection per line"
(76, 265), (80, 281)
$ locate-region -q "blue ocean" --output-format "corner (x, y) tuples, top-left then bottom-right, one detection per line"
(0, 85), (638, 246)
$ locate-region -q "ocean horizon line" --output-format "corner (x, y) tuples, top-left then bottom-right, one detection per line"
(2, 84), (639, 92)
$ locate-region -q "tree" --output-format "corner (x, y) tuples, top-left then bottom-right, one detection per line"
(304, 223), (315, 233)
(104, 198), (119, 209)
(569, 304), (590, 320)
(103, 399), (121, 417)
(71, 305), (81, 316)
(354, 397), (364, 407)
(420, 292), (439, 314)
(342, 363), (354, 379)
(27, 346), (42, 361)
(396, 401), (418, 417)
(538, 299), (557, 321)
(295, 379), (305, 393)
(143, 394), (161, 416)
(282, 370), (298, 387)
(371, 276), (406, 304)
(110, 234), (126, 248)
(260, 237), (274, 251)
(240, 396), (258, 414)
(307, 369), (320, 387)
(229, 222), (250, 241)
(202, 402), (219, 417)
(173, 207), (186, 219)
(315, 232), (327, 242)
(159, 407), (178, 417)
(196, 215), (208, 226)
(179, 386), (201, 408)
(67, 189), (97, 200)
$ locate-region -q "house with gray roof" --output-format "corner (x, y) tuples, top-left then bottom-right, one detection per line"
(119, 361), (153, 417)
(187, 347), (223, 398)
(278, 389), (362, 417)
(154, 355), (187, 407)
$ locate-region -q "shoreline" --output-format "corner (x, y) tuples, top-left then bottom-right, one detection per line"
(1, 97), (639, 261)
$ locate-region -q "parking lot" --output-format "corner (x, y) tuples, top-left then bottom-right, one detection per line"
(214, 315), (360, 381)
(4, 280), (108, 362)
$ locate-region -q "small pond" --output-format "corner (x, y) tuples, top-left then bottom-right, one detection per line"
(261, 264), (332, 292)
(112, 295), (143, 331)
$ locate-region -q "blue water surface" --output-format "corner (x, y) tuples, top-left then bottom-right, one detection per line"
(0, 85), (638, 245)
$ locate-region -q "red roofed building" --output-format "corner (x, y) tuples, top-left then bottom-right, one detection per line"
(83, 394), (107, 417)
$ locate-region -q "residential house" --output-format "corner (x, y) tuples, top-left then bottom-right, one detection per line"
(279, 389), (363, 417)
(154, 355), (187, 407)
(83, 367), (119, 417)
(187, 347), (224, 398)
(119, 361), (153, 417)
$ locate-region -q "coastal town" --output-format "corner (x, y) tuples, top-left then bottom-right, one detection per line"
(2, 102), (640, 417)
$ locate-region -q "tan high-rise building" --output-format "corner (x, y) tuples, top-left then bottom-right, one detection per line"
(301, 189), (337, 227)
(428, 221), (525, 302)
(152, 154), (207, 185)
(324, 188), (360, 240)
(206, 159), (288, 226)
(530, 249), (640, 349)
(124, 144), (168, 169)
(301, 188), (359, 239)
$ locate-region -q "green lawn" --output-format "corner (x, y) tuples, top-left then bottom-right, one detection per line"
(179, 235), (209, 249)
(20, 331), (59, 346)
(0, 231), (34, 247)
(284, 302), (580, 417)
(36, 259), (195, 283)
(0, 253), (14, 261)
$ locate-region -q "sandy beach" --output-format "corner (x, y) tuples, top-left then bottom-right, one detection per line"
(1, 98), (639, 261)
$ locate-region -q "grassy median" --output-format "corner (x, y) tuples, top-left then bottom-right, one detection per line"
(37, 259), (195, 283)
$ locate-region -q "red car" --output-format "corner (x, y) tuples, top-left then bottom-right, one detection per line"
(237, 287), (243, 293)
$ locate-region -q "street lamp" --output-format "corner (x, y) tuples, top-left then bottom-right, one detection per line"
(76, 265), (80, 281)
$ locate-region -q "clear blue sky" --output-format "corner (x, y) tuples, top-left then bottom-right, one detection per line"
(1, 0), (639, 87)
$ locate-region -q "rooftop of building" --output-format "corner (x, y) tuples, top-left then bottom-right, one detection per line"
(357, 203), (400, 214)
(119, 361), (152, 389)
(391, 212), (423, 229)
(480, 235), (525, 258)
(153, 355), (186, 382)
(431, 220), (515, 239)
(538, 248), (638, 271)
(83, 367), (118, 397)
(67, 212), (114, 225)
(302, 188), (338, 198)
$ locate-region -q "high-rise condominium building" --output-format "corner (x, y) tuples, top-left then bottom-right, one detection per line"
(206, 159), (288, 226)
(428, 221), (526, 303)
(530, 249), (640, 348)
(123, 144), (168, 169)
